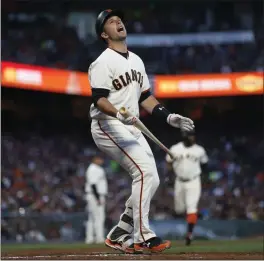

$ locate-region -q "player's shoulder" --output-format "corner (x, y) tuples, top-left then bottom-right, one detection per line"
(194, 143), (205, 151)
(171, 142), (183, 150)
(129, 51), (144, 64)
(87, 163), (101, 172)
(88, 49), (112, 72)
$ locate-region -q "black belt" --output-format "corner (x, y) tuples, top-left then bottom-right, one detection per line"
(177, 175), (199, 182)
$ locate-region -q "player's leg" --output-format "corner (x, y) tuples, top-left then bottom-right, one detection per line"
(85, 196), (96, 244)
(106, 197), (134, 252)
(92, 121), (170, 252)
(107, 134), (160, 245)
(132, 133), (171, 252)
(184, 177), (201, 245)
(136, 133), (160, 199)
(94, 197), (105, 243)
(92, 121), (158, 242)
(174, 179), (186, 215)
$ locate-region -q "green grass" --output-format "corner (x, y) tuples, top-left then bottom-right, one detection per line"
(2, 238), (263, 253)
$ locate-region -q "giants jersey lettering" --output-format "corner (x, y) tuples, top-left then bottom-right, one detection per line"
(166, 142), (208, 179)
(88, 48), (150, 120)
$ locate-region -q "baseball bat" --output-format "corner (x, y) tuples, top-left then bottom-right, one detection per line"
(119, 107), (175, 159)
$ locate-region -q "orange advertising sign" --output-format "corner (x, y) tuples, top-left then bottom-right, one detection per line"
(154, 72), (263, 98)
(2, 61), (263, 98)
(1, 61), (91, 96)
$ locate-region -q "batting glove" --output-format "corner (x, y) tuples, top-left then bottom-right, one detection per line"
(167, 114), (195, 132)
(116, 111), (137, 125)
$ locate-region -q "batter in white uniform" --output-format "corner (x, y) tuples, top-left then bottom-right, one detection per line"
(166, 130), (208, 246)
(88, 9), (195, 254)
(85, 155), (108, 244)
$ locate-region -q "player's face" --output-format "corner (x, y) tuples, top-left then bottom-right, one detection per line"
(102, 16), (127, 42)
(183, 135), (195, 146)
(95, 157), (104, 165)
(188, 135), (195, 143)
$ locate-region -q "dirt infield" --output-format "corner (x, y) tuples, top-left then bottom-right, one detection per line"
(2, 248), (263, 260)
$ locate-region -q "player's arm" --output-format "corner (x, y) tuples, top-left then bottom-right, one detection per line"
(138, 67), (194, 131)
(95, 94), (118, 118)
(200, 148), (209, 175)
(140, 93), (194, 131)
(89, 61), (117, 117)
(139, 93), (159, 113)
(86, 168), (101, 204)
(164, 147), (174, 184)
(91, 184), (100, 202)
(89, 61), (136, 125)
(95, 96), (136, 125)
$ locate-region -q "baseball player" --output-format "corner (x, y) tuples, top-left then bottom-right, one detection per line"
(85, 155), (108, 244)
(88, 9), (195, 253)
(165, 130), (208, 246)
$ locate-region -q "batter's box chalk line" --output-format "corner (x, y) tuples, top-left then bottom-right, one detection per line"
(2, 252), (153, 260)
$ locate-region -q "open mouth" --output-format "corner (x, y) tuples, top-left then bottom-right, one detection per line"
(117, 27), (124, 32)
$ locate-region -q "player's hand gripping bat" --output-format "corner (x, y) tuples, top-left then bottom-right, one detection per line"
(119, 107), (175, 160)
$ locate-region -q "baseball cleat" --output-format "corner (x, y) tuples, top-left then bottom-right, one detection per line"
(105, 238), (138, 254)
(185, 235), (192, 246)
(134, 237), (171, 253)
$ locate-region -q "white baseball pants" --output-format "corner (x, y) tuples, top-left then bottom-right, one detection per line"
(174, 176), (201, 214)
(91, 120), (159, 243)
(85, 194), (105, 243)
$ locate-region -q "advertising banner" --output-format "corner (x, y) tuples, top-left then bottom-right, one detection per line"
(154, 72), (264, 98)
(2, 61), (263, 98)
(1, 61), (91, 96)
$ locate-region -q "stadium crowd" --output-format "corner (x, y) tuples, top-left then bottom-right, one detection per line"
(2, 1), (264, 74)
(2, 98), (264, 241)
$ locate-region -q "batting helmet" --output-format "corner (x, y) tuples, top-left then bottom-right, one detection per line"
(95, 9), (124, 41)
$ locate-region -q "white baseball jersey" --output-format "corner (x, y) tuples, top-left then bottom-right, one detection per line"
(85, 163), (108, 195)
(88, 48), (150, 120)
(166, 142), (208, 180)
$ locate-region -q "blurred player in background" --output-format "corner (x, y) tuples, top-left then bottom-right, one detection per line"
(166, 130), (208, 246)
(85, 155), (108, 244)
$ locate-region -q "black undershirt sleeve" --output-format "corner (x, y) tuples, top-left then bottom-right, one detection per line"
(201, 163), (208, 174)
(91, 184), (100, 201)
(92, 88), (110, 107)
(139, 90), (151, 104)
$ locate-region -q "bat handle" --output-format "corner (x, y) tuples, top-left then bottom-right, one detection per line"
(119, 107), (130, 118)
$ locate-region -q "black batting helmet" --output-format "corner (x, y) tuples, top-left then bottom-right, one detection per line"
(95, 9), (124, 41)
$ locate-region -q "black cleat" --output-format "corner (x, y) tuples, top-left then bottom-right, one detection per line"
(134, 237), (171, 253)
(185, 235), (192, 246)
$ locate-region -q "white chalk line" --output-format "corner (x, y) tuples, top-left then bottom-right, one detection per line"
(2, 253), (150, 260)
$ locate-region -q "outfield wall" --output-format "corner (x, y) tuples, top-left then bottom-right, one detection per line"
(2, 213), (264, 243)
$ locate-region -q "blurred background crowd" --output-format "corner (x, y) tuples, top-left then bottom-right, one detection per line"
(2, 90), (263, 241)
(2, 0), (264, 74)
(1, 0), (264, 242)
